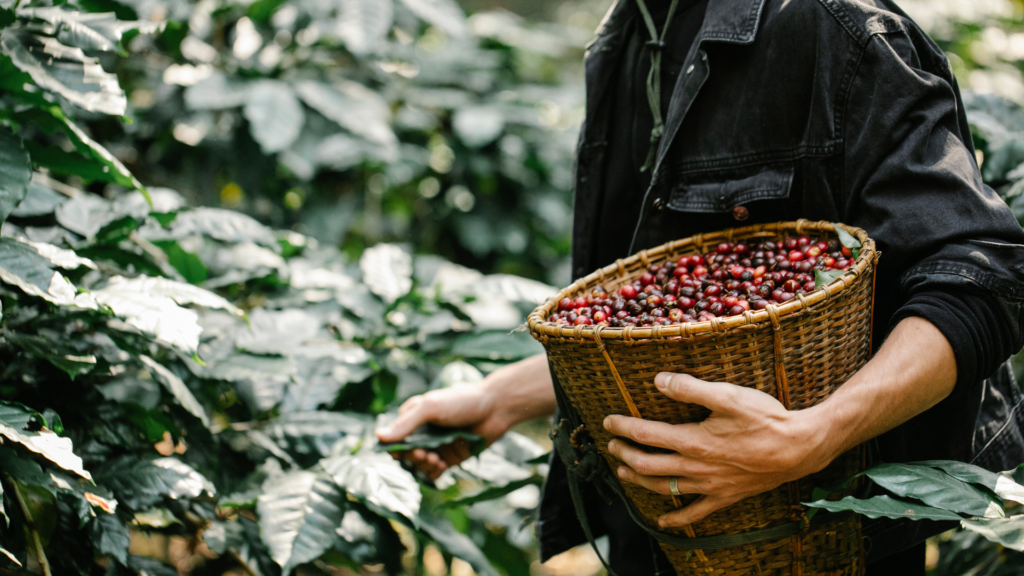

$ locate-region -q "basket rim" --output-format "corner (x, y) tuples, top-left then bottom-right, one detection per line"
(527, 219), (877, 341)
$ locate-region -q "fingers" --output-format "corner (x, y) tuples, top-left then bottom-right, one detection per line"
(654, 373), (739, 413)
(657, 494), (739, 528)
(604, 415), (686, 451)
(376, 396), (434, 443)
(607, 439), (709, 477)
(615, 466), (704, 497)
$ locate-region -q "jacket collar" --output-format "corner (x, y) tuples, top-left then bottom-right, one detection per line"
(697, 0), (768, 45)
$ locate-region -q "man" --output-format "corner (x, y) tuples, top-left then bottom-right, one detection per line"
(378, 0), (1024, 572)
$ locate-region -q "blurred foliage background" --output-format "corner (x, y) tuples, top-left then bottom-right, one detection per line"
(3, 0), (1024, 574)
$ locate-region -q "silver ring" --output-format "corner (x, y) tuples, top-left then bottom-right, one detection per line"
(669, 477), (681, 496)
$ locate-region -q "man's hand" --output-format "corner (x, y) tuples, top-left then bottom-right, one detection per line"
(376, 354), (557, 479)
(608, 316), (957, 528)
(605, 373), (827, 527)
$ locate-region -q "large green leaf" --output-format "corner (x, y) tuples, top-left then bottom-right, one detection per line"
(378, 423), (485, 456)
(398, 0), (467, 37)
(863, 463), (1004, 518)
(834, 224), (861, 259)
(0, 237), (87, 306)
(913, 460), (1024, 505)
(138, 355), (209, 427)
(92, 275), (244, 354)
(0, 422), (91, 480)
(4, 329), (97, 378)
(0, 125), (30, 225)
(88, 512), (129, 564)
(802, 495), (963, 521)
(257, 470), (347, 574)
(293, 80), (396, 148)
(243, 81), (304, 154)
(441, 476), (542, 508)
(95, 456), (214, 511)
(0, 24), (125, 115)
(359, 243), (412, 304)
(961, 515), (1024, 552)
(322, 453), (421, 525)
(332, 0), (393, 55)
(161, 207), (279, 250)
(18, 8), (161, 52)
(10, 180), (65, 218)
(259, 411), (371, 462)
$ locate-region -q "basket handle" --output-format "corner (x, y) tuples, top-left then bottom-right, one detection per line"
(764, 304), (792, 409)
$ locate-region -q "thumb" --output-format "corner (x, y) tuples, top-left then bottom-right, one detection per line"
(654, 373), (737, 413)
(376, 398), (433, 443)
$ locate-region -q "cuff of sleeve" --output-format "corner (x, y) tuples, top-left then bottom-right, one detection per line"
(891, 292), (978, 395)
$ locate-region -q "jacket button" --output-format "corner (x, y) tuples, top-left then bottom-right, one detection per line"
(732, 206), (750, 221)
(652, 197), (665, 211)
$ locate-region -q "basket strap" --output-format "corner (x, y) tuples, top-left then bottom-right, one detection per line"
(764, 304), (791, 409)
(594, 327), (641, 418)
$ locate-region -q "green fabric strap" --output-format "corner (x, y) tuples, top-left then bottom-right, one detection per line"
(634, 0), (681, 172)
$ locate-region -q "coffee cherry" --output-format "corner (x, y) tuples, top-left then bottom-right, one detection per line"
(640, 272), (655, 286)
(788, 250), (805, 262)
(619, 285), (638, 299)
(717, 242), (732, 254)
(558, 298), (573, 311)
(593, 311), (607, 322)
(574, 315), (592, 325)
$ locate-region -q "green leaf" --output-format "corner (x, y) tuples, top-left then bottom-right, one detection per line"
(88, 512), (129, 564)
(378, 424), (485, 456)
(331, 0), (393, 55)
(863, 463), (1004, 518)
(95, 456), (214, 511)
(247, 0), (287, 22)
(914, 460), (1024, 506)
(151, 240), (208, 284)
(814, 268), (844, 289)
(0, 404), (91, 479)
(0, 545), (20, 567)
(441, 476), (542, 508)
(961, 515), (1024, 552)
(451, 330), (543, 361)
(0, 8), (14, 30)
(257, 471), (347, 573)
(11, 180), (66, 218)
(243, 81), (304, 155)
(17, 8), (161, 52)
(802, 495), (963, 521)
(4, 329), (97, 379)
(0, 237), (88, 305)
(94, 215), (137, 245)
(164, 207), (279, 249)
(92, 275), (244, 354)
(259, 411), (372, 463)
(834, 224), (861, 259)
(0, 125), (31, 226)
(54, 192), (116, 238)
(418, 514), (499, 576)
(322, 453), (421, 526)
(294, 80), (396, 148)
(138, 355), (209, 427)
(398, 0), (467, 37)
(0, 24), (126, 115)
(359, 243), (412, 304)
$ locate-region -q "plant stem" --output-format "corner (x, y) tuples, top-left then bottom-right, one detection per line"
(3, 475), (51, 576)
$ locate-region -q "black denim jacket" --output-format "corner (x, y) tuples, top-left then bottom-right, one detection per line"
(539, 0), (1024, 567)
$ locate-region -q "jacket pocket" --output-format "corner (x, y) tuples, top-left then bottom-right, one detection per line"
(667, 164), (794, 214)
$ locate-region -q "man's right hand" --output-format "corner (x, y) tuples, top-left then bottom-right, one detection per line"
(375, 354), (557, 479)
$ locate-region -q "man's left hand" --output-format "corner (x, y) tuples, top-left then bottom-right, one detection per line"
(604, 372), (833, 528)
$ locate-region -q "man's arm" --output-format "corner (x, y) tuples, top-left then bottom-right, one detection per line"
(376, 353), (556, 478)
(605, 316), (956, 527)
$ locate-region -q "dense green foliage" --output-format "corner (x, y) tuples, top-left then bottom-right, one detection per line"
(0, 2), (564, 574)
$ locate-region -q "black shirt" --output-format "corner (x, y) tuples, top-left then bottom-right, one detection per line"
(542, 0), (1024, 569)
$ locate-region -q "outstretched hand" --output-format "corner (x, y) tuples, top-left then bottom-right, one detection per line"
(605, 373), (832, 528)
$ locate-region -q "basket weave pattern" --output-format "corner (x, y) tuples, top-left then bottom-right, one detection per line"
(530, 221), (877, 576)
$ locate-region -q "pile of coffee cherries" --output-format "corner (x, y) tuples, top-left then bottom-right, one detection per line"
(548, 236), (855, 327)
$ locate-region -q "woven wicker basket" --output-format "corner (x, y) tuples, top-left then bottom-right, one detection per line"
(529, 220), (879, 576)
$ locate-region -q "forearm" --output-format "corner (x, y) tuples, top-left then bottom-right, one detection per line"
(485, 353), (557, 428)
(805, 316), (958, 468)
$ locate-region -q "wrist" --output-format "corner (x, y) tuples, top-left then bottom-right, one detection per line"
(789, 404), (843, 476)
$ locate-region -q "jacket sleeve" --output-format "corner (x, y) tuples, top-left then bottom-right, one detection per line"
(842, 27), (1024, 392)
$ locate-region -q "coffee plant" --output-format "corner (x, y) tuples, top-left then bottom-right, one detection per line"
(0, 3), (561, 575)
